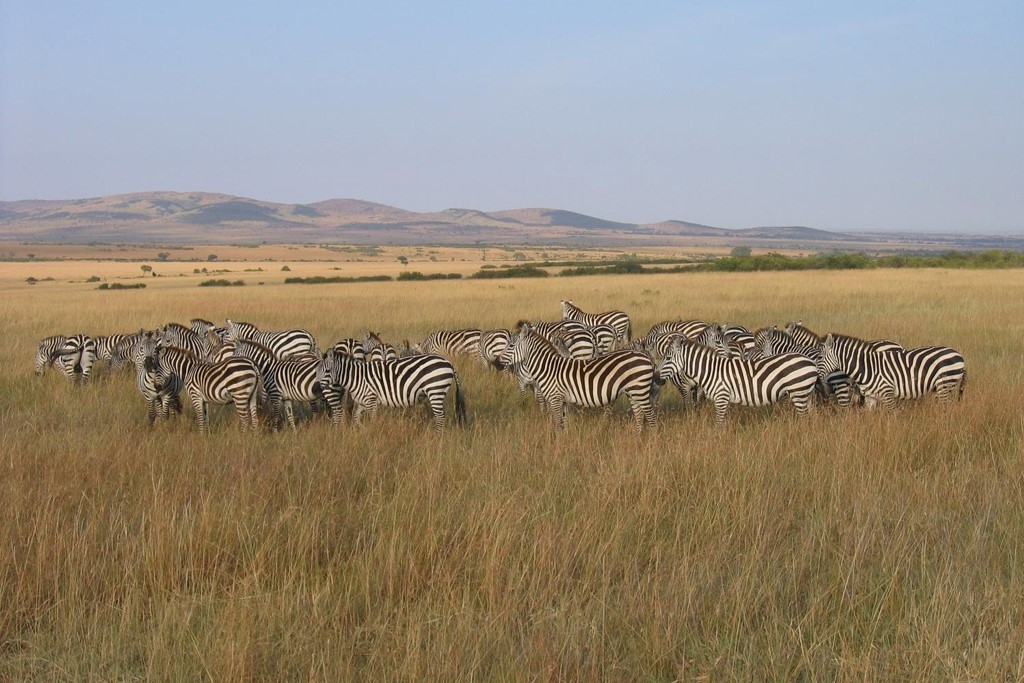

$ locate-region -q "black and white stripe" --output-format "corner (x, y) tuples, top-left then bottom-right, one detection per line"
(478, 329), (511, 368)
(150, 345), (262, 432)
(658, 336), (819, 423)
(495, 325), (656, 432)
(560, 300), (631, 348)
(131, 332), (182, 424)
(35, 335), (67, 376)
(48, 334), (97, 383)
(362, 331), (398, 362)
(419, 328), (484, 364)
(158, 323), (214, 359)
(226, 320), (318, 359)
(320, 352), (466, 430)
(818, 333), (966, 409)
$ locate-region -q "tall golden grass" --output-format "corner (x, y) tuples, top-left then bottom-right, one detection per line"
(2, 267), (1022, 680)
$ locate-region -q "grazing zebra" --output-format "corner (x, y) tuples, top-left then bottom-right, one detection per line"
(495, 325), (657, 432)
(362, 331), (398, 362)
(320, 351), (466, 430)
(226, 320), (318, 359)
(149, 345), (262, 432)
(561, 300), (631, 348)
(35, 335), (67, 376)
(49, 334), (97, 383)
(265, 356), (331, 430)
(529, 319), (589, 340)
(132, 332), (182, 424)
(658, 336), (819, 424)
(478, 329), (512, 368)
(418, 328), (484, 364)
(696, 323), (747, 359)
(818, 333), (966, 410)
(589, 324), (617, 355)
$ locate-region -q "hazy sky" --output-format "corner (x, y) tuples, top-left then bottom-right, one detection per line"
(1, 1), (1021, 231)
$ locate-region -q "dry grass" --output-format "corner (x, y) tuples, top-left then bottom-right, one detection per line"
(1, 265), (1022, 681)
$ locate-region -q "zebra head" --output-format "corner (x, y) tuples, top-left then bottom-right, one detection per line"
(494, 324), (531, 371)
(818, 333), (844, 378)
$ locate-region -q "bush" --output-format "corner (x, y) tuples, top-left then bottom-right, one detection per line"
(470, 266), (549, 279)
(198, 279), (245, 287)
(397, 272), (463, 281)
(283, 275), (393, 284)
(86, 276), (101, 283)
(98, 282), (146, 290)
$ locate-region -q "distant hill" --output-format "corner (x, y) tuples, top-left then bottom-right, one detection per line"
(1, 191), (1019, 250)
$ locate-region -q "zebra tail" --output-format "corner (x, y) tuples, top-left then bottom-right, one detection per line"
(958, 366), (967, 400)
(454, 374), (468, 426)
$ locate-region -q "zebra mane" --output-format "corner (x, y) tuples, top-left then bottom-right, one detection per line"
(824, 332), (870, 347)
(158, 343), (200, 363)
(164, 322), (194, 335)
(233, 337), (277, 358)
(785, 321), (822, 343)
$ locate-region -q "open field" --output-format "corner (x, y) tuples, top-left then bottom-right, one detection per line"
(2, 262), (1023, 680)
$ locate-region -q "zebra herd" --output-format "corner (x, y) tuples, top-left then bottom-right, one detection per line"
(34, 299), (967, 433)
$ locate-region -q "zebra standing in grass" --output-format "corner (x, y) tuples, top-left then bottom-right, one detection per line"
(320, 351), (466, 430)
(158, 323), (215, 359)
(550, 326), (599, 360)
(332, 337), (367, 361)
(226, 320), (318, 359)
(190, 318), (228, 342)
(818, 333), (966, 410)
(754, 326), (853, 407)
(265, 355), (333, 430)
(35, 335), (67, 376)
(149, 344), (262, 432)
(131, 332), (182, 424)
(478, 329), (511, 368)
(645, 319), (709, 341)
(95, 332), (142, 372)
(785, 321), (903, 355)
(658, 336), (819, 424)
(561, 300), (631, 348)
(418, 328), (484, 364)
(48, 334), (97, 383)
(495, 324), (657, 432)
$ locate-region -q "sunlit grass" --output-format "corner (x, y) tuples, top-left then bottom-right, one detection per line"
(1, 266), (1022, 680)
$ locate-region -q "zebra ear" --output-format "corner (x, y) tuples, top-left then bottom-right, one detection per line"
(824, 333), (834, 347)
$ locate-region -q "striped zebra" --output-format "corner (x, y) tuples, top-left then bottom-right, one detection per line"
(158, 323), (215, 359)
(495, 324), (657, 432)
(149, 345), (262, 432)
(95, 332), (142, 372)
(265, 356), (332, 430)
(320, 351), (466, 430)
(753, 326), (853, 406)
(645, 319), (709, 341)
(658, 336), (818, 423)
(696, 323), (747, 359)
(478, 329), (511, 368)
(226, 320), (318, 359)
(362, 331), (398, 362)
(35, 335), (67, 376)
(561, 300), (631, 348)
(131, 332), (182, 424)
(550, 326), (599, 360)
(418, 328), (484, 364)
(332, 337), (367, 361)
(190, 318), (229, 342)
(47, 334), (97, 383)
(818, 333), (966, 410)
(785, 321), (903, 354)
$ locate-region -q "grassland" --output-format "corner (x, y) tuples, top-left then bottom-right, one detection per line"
(1, 253), (1022, 681)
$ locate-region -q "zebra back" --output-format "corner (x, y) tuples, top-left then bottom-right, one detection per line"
(560, 300), (631, 347)
(35, 335), (67, 375)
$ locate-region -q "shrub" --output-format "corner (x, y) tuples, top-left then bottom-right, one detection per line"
(198, 279), (245, 287)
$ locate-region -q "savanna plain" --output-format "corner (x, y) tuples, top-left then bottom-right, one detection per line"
(1, 250), (1022, 681)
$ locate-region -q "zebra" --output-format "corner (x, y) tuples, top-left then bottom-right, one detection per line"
(644, 319), (709, 341)
(561, 300), (631, 348)
(658, 336), (819, 424)
(131, 331), (182, 424)
(418, 328), (484, 364)
(754, 325), (854, 407)
(785, 321), (903, 354)
(225, 320), (318, 359)
(362, 331), (398, 362)
(265, 356), (332, 430)
(47, 334), (97, 383)
(696, 323), (747, 359)
(332, 337), (367, 362)
(190, 318), (229, 342)
(818, 333), (966, 410)
(478, 329), (511, 368)
(320, 351), (466, 430)
(495, 324), (657, 432)
(589, 324), (617, 355)
(158, 323), (215, 359)
(149, 344), (262, 432)
(549, 326), (599, 360)
(35, 335), (67, 376)
(94, 331), (140, 368)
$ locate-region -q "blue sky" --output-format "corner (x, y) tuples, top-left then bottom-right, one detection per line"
(1, 1), (1021, 231)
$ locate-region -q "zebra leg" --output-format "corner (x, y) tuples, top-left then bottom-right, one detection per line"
(285, 399), (297, 431)
(147, 398), (158, 425)
(791, 389), (814, 416)
(428, 393), (446, 431)
(190, 391), (208, 433)
(233, 394), (251, 431)
(547, 395), (566, 429)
